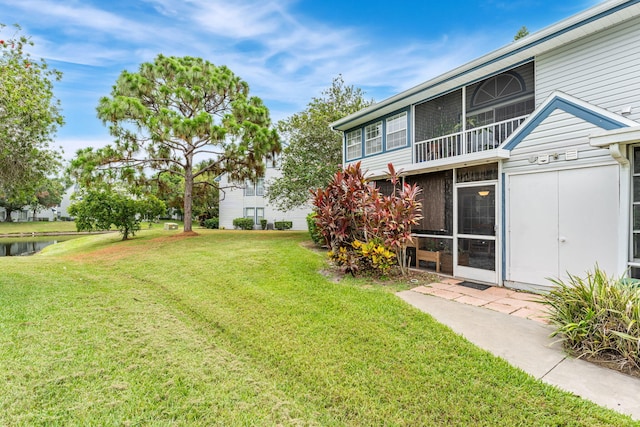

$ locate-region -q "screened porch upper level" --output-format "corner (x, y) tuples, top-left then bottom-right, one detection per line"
(342, 62), (535, 167)
(413, 62), (534, 163)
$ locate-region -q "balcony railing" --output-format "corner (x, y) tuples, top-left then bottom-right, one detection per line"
(414, 115), (529, 163)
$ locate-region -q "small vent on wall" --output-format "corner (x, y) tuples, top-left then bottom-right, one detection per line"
(565, 149), (578, 161)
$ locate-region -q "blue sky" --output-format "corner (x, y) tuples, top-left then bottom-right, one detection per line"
(0, 0), (602, 159)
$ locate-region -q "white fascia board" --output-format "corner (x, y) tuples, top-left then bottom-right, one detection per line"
(363, 151), (510, 180)
(590, 126), (640, 147)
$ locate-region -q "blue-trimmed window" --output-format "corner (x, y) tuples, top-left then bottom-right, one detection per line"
(244, 207), (264, 224)
(365, 121), (383, 155)
(345, 110), (408, 161)
(386, 112), (407, 150)
(346, 129), (362, 161)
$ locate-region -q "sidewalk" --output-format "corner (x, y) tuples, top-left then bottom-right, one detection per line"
(397, 281), (640, 420)
(410, 278), (549, 323)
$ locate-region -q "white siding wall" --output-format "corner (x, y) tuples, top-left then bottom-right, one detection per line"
(218, 173), (245, 229)
(58, 187), (75, 219)
(218, 167), (311, 231)
(347, 146), (412, 177)
(503, 109), (616, 175)
(536, 15), (640, 123)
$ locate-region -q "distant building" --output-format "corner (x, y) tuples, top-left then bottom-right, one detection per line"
(0, 186), (74, 222)
(218, 158), (311, 231)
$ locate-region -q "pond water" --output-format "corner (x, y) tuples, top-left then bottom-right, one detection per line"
(0, 236), (77, 257)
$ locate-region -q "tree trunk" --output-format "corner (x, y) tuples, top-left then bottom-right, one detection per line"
(183, 158), (194, 232)
(4, 208), (14, 222)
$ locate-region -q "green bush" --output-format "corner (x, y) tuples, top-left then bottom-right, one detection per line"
(203, 217), (219, 229)
(69, 190), (165, 241)
(233, 217), (255, 230)
(274, 221), (292, 231)
(306, 212), (323, 244)
(260, 219), (268, 230)
(544, 266), (640, 371)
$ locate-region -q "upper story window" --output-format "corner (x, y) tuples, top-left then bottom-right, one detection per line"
(471, 71), (525, 107)
(467, 67), (533, 129)
(346, 129), (362, 161)
(386, 112), (407, 150)
(244, 178), (264, 197)
(244, 180), (255, 197)
(365, 121), (383, 155)
(256, 178), (264, 196)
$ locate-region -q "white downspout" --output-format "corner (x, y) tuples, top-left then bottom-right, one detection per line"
(610, 143), (630, 276)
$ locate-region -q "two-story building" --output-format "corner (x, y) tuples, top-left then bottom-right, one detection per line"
(332, 0), (640, 292)
(218, 159), (311, 231)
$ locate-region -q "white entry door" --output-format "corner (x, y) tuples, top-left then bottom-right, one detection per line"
(508, 165), (619, 288)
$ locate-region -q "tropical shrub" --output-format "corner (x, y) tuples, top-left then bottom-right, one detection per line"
(203, 217), (219, 229)
(306, 212), (323, 244)
(274, 221), (293, 230)
(352, 239), (396, 276)
(312, 162), (369, 250)
(365, 163), (422, 275)
(544, 266), (640, 371)
(232, 217), (255, 230)
(312, 162), (422, 276)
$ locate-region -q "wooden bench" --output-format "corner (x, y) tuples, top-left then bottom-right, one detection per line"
(409, 237), (441, 273)
(416, 248), (441, 273)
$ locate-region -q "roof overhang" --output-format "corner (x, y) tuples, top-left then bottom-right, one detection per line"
(362, 149), (510, 180)
(590, 126), (640, 147)
(331, 0), (640, 132)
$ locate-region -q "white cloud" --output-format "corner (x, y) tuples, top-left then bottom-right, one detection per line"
(56, 136), (114, 159)
(0, 0), (524, 155)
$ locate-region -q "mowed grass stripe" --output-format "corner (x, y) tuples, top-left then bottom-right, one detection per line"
(0, 229), (635, 426)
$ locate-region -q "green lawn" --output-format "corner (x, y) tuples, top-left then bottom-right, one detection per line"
(0, 220), (79, 234)
(0, 220), (183, 235)
(0, 229), (635, 426)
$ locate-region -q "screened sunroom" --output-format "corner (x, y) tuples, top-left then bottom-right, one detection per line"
(414, 62), (535, 163)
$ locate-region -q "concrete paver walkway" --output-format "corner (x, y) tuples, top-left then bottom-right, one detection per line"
(398, 282), (640, 421)
(411, 278), (549, 323)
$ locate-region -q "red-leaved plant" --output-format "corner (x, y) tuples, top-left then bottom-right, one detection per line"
(366, 163), (423, 275)
(312, 162), (422, 276)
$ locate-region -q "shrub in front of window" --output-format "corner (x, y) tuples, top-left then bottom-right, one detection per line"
(260, 219), (268, 230)
(233, 217), (255, 230)
(312, 162), (422, 276)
